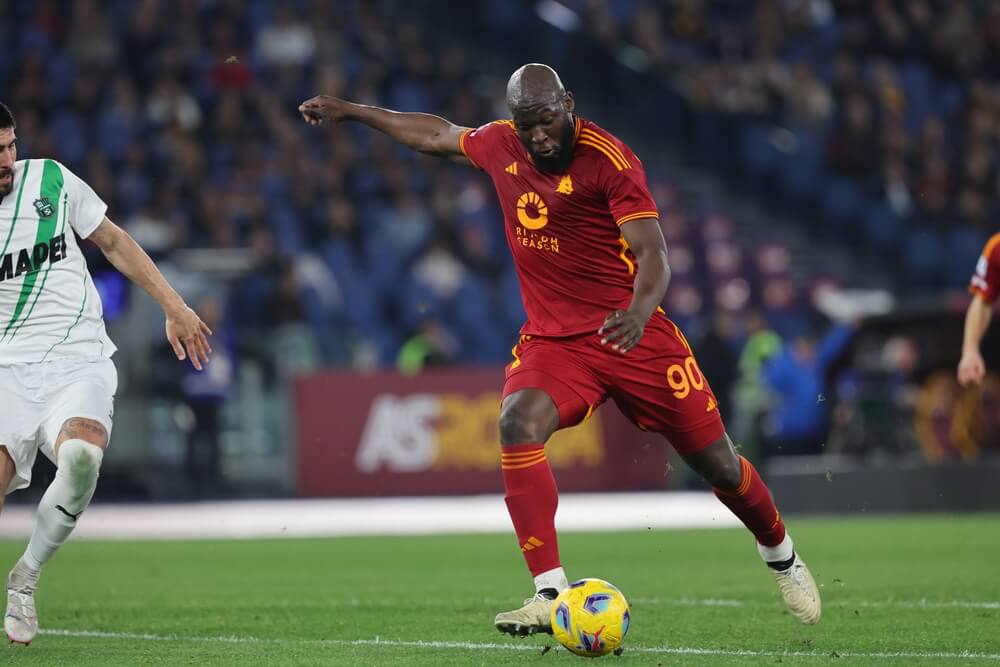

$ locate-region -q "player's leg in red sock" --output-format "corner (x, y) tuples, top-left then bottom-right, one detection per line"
(501, 443), (560, 575)
(680, 432), (788, 556)
(679, 431), (821, 624)
(498, 389), (566, 591)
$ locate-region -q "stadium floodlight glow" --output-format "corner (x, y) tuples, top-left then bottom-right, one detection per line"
(535, 0), (581, 32)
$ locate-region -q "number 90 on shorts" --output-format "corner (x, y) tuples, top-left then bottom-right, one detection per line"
(665, 356), (705, 399)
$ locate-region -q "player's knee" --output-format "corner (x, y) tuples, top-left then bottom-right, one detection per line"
(498, 405), (548, 445)
(57, 439), (104, 496)
(707, 452), (743, 491)
(59, 417), (109, 449)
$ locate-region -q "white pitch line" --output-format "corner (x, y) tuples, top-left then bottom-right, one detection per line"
(0, 492), (740, 540)
(37, 628), (1000, 661)
(328, 596), (1000, 611)
(629, 598), (1000, 611)
(154, 595), (996, 611)
(856, 600), (1000, 610)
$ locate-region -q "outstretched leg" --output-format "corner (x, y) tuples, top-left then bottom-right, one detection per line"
(680, 433), (821, 624)
(6, 418), (107, 645)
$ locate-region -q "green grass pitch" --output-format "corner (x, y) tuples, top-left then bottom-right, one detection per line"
(1, 513), (998, 665)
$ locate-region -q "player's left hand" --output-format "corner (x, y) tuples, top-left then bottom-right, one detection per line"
(165, 306), (213, 371)
(599, 310), (645, 354)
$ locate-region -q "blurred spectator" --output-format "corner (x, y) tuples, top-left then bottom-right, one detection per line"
(729, 312), (783, 454)
(397, 319), (460, 376)
(179, 296), (234, 496)
(255, 5), (316, 68)
(761, 322), (855, 456)
(693, 311), (738, 418)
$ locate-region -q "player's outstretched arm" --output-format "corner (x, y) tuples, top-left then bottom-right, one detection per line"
(299, 95), (472, 164)
(958, 294), (992, 387)
(88, 218), (213, 370)
(600, 218), (670, 354)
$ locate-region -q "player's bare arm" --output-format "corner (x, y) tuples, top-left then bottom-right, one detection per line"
(599, 218), (670, 354)
(957, 294), (992, 387)
(88, 218), (213, 370)
(298, 95), (472, 165)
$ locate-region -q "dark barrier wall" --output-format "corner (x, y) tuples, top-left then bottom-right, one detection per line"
(293, 369), (671, 497)
(764, 456), (1000, 513)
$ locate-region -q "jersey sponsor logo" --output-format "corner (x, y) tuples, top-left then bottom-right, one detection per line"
(516, 191), (549, 230)
(0, 233), (67, 283)
(505, 162), (518, 175)
(515, 227), (560, 253)
(32, 196), (56, 218)
(556, 175), (573, 195)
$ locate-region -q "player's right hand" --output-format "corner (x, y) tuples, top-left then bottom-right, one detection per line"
(299, 95), (350, 125)
(166, 305), (213, 372)
(957, 350), (986, 387)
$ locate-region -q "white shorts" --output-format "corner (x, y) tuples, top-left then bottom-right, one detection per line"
(0, 358), (117, 495)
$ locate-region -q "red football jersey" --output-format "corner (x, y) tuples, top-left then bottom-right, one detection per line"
(970, 233), (1000, 305)
(460, 116), (659, 337)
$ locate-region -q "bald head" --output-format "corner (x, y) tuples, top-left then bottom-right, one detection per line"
(506, 64), (567, 111)
(504, 64), (576, 173)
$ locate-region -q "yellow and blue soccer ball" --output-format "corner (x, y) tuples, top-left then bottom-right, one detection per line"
(550, 578), (631, 657)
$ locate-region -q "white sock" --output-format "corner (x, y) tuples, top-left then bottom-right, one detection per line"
(23, 439), (103, 572)
(534, 567), (569, 594)
(757, 533), (794, 564)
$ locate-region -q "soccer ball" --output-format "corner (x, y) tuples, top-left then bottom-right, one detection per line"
(550, 578), (631, 657)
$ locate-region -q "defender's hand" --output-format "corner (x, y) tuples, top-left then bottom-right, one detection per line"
(599, 310), (646, 354)
(958, 350), (986, 387)
(166, 306), (213, 371)
(299, 95), (351, 126)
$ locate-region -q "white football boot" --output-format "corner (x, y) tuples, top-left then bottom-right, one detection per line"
(772, 553), (821, 624)
(495, 592), (555, 636)
(5, 561), (39, 645)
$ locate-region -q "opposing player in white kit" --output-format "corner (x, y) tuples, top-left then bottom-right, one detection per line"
(0, 102), (213, 644)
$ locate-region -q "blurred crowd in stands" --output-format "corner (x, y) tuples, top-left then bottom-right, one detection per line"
(3, 0), (997, 465)
(567, 0), (1000, 289)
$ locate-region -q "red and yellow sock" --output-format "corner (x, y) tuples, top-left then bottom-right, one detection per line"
(501, 444), (561, 576)
(713, 455), (786, 548)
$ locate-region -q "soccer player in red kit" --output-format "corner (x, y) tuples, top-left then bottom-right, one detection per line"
(300, 63), (821, 633)
(958, 232), (1000, 387)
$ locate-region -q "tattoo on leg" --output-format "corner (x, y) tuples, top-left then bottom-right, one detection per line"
(59, 418), (109, 447)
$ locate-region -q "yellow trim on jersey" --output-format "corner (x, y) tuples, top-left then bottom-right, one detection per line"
(494, 119), (515, 129)
(579, 129), (632, 169)
(578, 139), (627, 171)
(459, 129), (482, 170)
(509, 343), (522, 370)
(616, 211), (659, 226)
(618, 237), (635, 275)
(672, 321), (693, 355)
(983, 232), (1000, 259)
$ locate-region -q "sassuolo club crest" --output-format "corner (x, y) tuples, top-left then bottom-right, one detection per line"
(33, 197), (55, 218)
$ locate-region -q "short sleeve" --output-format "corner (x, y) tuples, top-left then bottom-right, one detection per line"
(460, 120), (513, 173)
(970, 234), (1000, 304)
(61, 163), (108, 238)
(602, 146), (659, 227)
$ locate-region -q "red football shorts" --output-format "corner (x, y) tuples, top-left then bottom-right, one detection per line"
(502, 314), (725, 455)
